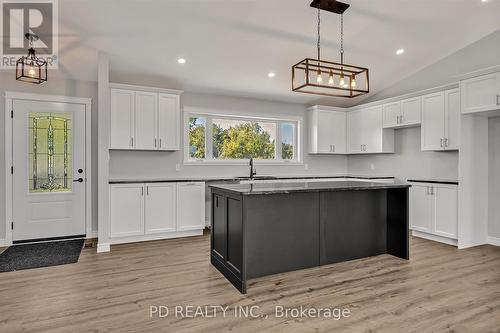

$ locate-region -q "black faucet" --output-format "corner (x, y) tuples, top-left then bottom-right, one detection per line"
(249, 157), (257, 179)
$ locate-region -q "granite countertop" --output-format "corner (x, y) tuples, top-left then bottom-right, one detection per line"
(108, 174), (395, 184)
(407, 178), (459, 185)
(209, 179), (410, 196)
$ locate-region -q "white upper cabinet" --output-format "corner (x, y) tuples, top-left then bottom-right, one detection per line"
(460, 72), (500, 114)
(135, 91), (157, 150)
(421, 89), (459, 151)
(444, 89), (460, 150)
(400, 97), (422, 126)
(383, 97), (421, 129)
(110, 89), (135, 149)
(177, 182), (205, 231)
(109, 85), (182, 151)
(308, 108), (346, 154)
(158, 93), (180, 151)
(348, 106), (394, 154)
(382, 102), (401, 128)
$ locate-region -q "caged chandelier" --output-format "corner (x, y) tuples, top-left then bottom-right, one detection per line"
(292, 0), (369, 98)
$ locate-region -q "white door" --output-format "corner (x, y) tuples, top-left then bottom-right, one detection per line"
(158, 93), (180, 151)
(401, 97), (421, 126)
(145, 183), (176, 234)
(460, 73), (500, 114)
(316, 111), (334, 153)
(135, 91), (157, 150)
(410, 184), (433, 233)
(434, 185), (458, 239)
(176, 182), (205, 231)
(383, 102), (401, 128)
(110, 89), (135, 149)
(421, 92), (445, 151)
(110, 184), (144, 238)
(12, 99), (87, 241)
(444, 89), (460, 150)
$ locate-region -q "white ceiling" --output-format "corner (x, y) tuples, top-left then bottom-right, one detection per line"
(55, 0), (500, 107)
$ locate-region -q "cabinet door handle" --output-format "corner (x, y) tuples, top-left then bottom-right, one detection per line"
(445, 138), (449, 147)
(130, 137), (134, 147)
(397, 115), (401, 124)
(146, 186), (149, 195)
(440, 138), (444, 148)
(159, 138), (162, 148)
(427, 186), (430, 195)
(154, 138), (157, 148)
(141, 187), (144, 196)
(332, 144), (335, 152)
(497, 94), (500, 106)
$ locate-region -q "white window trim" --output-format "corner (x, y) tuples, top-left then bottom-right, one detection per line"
(183, 107), (302, 165)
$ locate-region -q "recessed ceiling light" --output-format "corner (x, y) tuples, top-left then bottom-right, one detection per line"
(481, 0), (488, 2)
(268, 72), (276, 78)
(396, 48), (405, 55)
(177, 58), (186, 64)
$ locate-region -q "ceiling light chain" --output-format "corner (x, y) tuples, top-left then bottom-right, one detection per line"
(317, 4), (321, 60)
(340, 14), (344, 64)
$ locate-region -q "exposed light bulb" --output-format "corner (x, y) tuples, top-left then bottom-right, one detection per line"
(339, 73), (345, 87)
(28, 66), (36, 77)
(316, 71), (323, 84)
(328, 71), (334, 85)
(351, 76), (356, 88)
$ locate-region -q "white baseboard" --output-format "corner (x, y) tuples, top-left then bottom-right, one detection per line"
(487, 236), (500, 246)
(0, 239), (8, 247)
(412, 230), (458, 246)
(97, 243), (111, 253)
(109, 229), (203, 246)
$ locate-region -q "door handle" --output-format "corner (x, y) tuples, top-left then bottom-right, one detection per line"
(73, 178), (84, 183)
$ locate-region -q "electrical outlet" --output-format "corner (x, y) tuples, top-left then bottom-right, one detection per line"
(370, 163), (375, 170)
(175, 164), (181, 171)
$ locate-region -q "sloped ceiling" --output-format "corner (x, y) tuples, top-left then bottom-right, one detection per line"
(52, 0), (500, 107)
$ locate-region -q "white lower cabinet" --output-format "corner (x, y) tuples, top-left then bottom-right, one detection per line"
(177, 182), (206, 231)
(409, 182), (458, 244)
(110, 182), (205, 243)
(145, 183), (176, 234)
(110, 184), (145, 238)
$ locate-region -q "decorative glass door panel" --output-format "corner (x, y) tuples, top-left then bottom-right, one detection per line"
(28, 112), (73, 193)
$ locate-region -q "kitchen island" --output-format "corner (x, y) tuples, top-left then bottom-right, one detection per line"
(209, 180), (410, 293)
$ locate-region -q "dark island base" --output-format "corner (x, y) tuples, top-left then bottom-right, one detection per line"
(211, 187), (409, 294)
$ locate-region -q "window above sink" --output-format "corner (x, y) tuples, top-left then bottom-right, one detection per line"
(184, 107), (302, 165)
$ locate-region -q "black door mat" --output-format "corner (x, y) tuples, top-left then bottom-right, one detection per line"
(0, 239), (84, 272)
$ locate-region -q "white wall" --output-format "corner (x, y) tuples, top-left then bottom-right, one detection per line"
(109, 91), (348, 180)
(489, 116), (500, 239)
(347, 127), (459, 181)
(0, 72), (98, 241)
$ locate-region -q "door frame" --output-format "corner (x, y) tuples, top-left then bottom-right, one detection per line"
(4, 92), (92, 246)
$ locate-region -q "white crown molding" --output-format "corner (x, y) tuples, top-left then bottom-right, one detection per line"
(109, 82), (183, 95)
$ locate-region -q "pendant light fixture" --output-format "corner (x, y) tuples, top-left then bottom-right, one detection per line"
(292, 0), (369, 98)
(16, 33), (48, 84)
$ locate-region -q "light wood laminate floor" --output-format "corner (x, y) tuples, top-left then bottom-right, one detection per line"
(0, 234), (499, 333)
